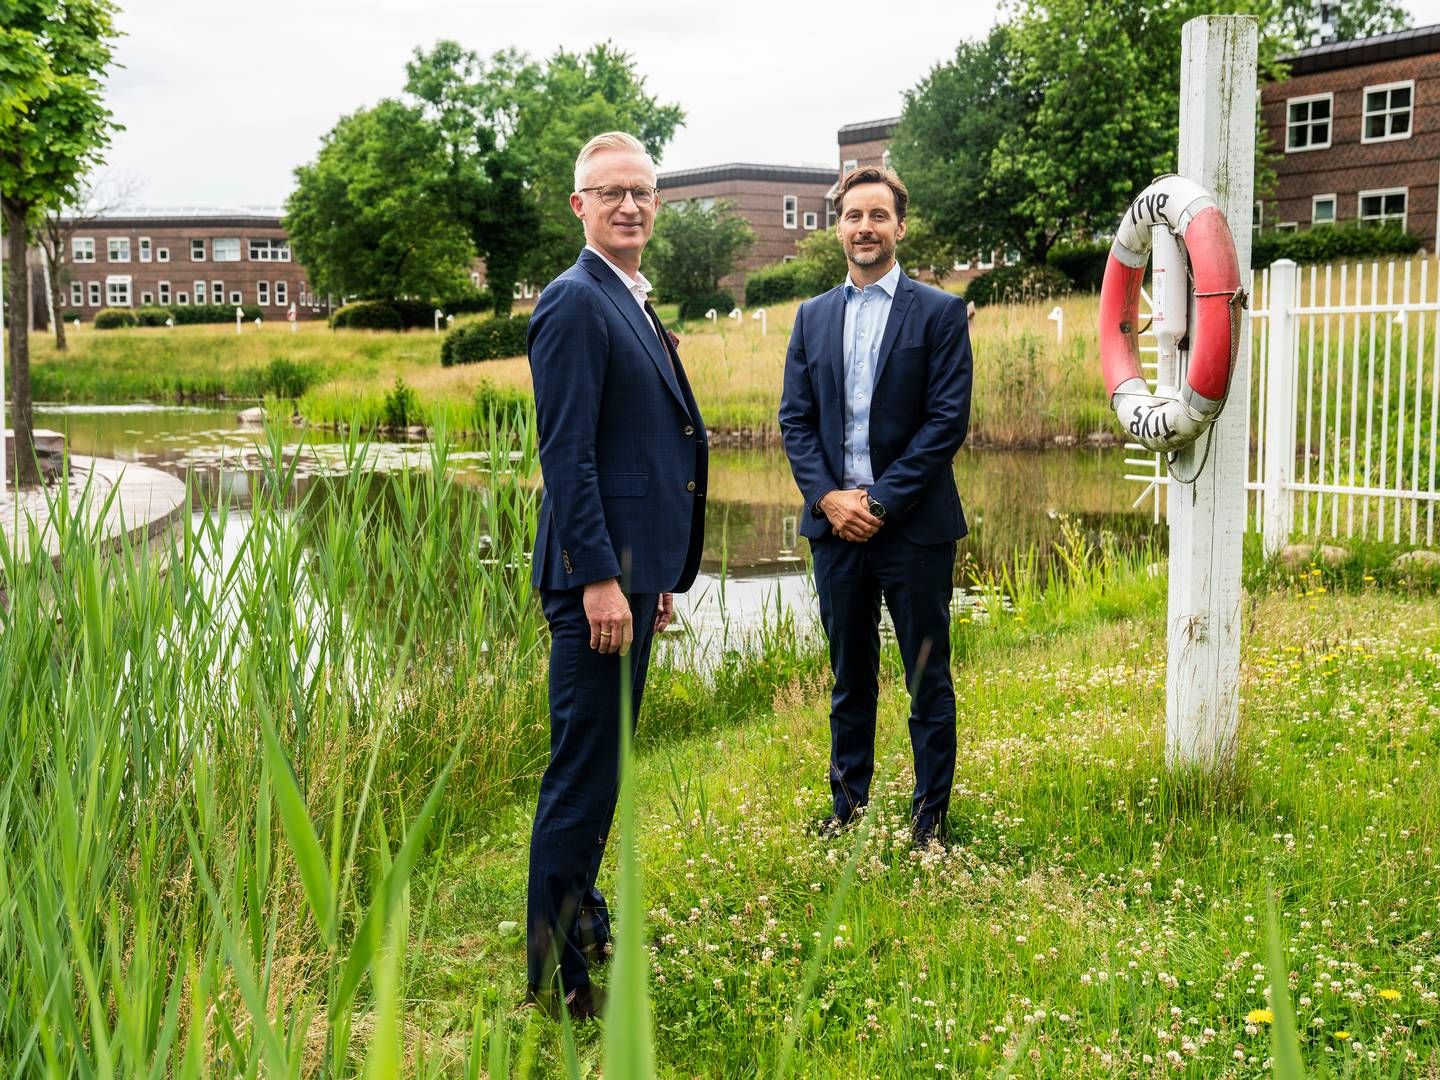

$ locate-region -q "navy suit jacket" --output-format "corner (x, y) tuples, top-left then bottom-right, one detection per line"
(529, 248), (708, 594)
(778, 272), (972, 545)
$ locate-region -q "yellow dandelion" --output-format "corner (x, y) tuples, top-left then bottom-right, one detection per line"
(1334, 1031), (1351, 1040)
(1378, 988), (1401, 1002)
(1247, 1008), (1274, 1024)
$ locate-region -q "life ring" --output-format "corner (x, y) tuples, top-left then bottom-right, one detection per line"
(1099, 174), (1245, 455)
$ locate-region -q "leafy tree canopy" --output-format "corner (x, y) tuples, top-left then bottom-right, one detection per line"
(647, 199), (753, 310)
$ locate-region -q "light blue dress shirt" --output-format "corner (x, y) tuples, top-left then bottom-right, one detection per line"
(841, 261), (903, 489)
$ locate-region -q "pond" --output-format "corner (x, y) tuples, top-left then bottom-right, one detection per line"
(35, 404), (1161, 643)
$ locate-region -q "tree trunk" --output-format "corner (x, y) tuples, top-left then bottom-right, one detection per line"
(49, 254), (67, 352)
(4, 196), (41, 487)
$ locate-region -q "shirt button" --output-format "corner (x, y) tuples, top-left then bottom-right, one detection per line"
(686, 480), (696, 491)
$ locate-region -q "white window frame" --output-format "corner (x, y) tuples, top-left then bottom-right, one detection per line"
(825, 199), (836, 229)
(881, 148), (892, 170)
(70, 281), (84, 305)
(249, 238), (292, 261)
(87, 281), (101, 306)
(782, 195), (798, 230)
(1311, 193), (1337, 225)
(1361, 80), (1414, 144)
(257, 281), (270, 305)
(229, 290), (242, 305)
(105, 275), (132, 307)
(139, 237), (152, 263)
(1358, 187), (1407, 229)
(158, 281), (171, 304)
(107, 237), (131, 263)
(140, 291), (153, 305)
(212, 237), (241, 262)
(978, 251), (996, 270)
(176, 292), (189, 306)
(1285, 92), (1333, 153)
(191, 239), (206, 261)
(802, 211), (818, 230)
(841, 158), (858, 175)
(1252, 200), (1263, 234)
(157, 247), (170, 262)
(72, 237), (96, 263)
(194, 281), (206, 303)
(212, 281), (223, 305)
(782, 255), (797, 263)
(1275, 222), (1299, 232)
(954, 257), (972, 272)
(274, 280), (287, 305)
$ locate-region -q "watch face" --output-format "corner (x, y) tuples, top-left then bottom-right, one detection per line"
(867, 497), (885, 519)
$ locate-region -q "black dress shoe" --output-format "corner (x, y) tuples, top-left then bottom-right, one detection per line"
(811, 812), (860, 839)
(911, 816), (950, 850)
(521, 983), (607, 1022)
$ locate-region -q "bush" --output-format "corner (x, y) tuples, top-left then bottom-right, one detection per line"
(965, 263), (1072, 306)
(172, 303), (263, 325)
(330, 300), (404, 331)
(135, 306), (176, 327)
(382, 376), (421, 428)
(743, 257), (837, 306)
(385, 298), (442, 330)
(93, 308), (138, 330)
(678, 290), (735, 322)
(440, 313), (532, 366)
(1252, 221), (1421, 267)
(1047, 242), (1109, 292)
(443, 290), (497, 317)
(264, 357), (320, 399)
(60, 309), (81, 323)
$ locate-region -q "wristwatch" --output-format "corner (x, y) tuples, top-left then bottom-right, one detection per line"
(866, 494), (887, 520)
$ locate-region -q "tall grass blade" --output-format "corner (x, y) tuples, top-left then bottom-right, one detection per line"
(1266, 890), (1307, 1079)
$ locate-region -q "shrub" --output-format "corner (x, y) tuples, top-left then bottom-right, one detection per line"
(135, 306), (176, 327)
(93, 308), (138, 330)
(386, 298), (441, 330)
(1252, 222), (1421, 267)
(678, 290), (735, 322)
(172, 303), (263, 325)
(264, 357), (320, 399)
(443, 290), (497, 317)
(382, 376), (421, 428)
(440, 313), (532, 366)
(743, 257), (836, 306)
(60, 309), (81, 323)
(965, 263), (1072, 306)
(330, 300), (404, 331)
(1047, 242), (1109, 292)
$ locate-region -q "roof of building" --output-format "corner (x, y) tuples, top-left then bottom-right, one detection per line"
(657, 162), (836, 188)
(837, 116), (901, 144)
(1282, 22), (1440, 76)
(60, 206), (286, 226)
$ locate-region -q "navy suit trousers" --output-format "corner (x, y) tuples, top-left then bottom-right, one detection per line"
(811, 530), (956, 826)
(527, 588), (658, 993)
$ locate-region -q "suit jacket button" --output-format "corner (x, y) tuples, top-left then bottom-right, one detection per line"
(684, 425), (695, 436)
(686, 481), (696, 492)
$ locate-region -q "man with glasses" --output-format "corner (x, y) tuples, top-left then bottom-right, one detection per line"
(524, 131), (707, 1021)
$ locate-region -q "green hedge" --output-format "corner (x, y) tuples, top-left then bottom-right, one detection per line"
(60, 309), (81, 323)
(93, 308), (138, 330)
(172, 303), (264, 325)
(965, 264), (1072, 306)
(678, 289), (735, 322)
(136, 306), (175, 327)
(330, 300), (403, 331)
(440, 313), (531, 366)
(1047, 242), (1109, 292)
(1253, 222), (1421, 266)
(743, 260), (834, 306)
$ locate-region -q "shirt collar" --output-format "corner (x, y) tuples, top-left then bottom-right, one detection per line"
(844, 260), (903, 298)
(586, 243), (653, 295)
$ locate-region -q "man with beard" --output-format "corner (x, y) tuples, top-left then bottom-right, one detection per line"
(778, 166), (972, 848)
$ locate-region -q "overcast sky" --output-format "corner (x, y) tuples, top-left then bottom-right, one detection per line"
(102, 0), (1440, 209)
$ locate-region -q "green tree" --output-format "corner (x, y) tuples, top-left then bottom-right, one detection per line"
(793, 228), (848, 286)
(1, 0), (120, 486)
(1271, 0), (1407, 50)
(646, 200), (752, 317)
(899, 214), (959, 284)
(285, 100), (475, 302)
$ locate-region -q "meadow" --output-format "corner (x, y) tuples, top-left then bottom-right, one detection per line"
(3, 415), (1438, 1076)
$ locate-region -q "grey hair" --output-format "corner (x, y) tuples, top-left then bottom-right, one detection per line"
(573, 132), (655, 191)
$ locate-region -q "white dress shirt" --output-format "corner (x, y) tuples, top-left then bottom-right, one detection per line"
(586, 243), (659, 341)
(841, 261), (903, 489)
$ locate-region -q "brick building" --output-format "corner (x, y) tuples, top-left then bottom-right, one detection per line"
(27, 207), (331, 326)
(837, 116), (899, 177)
(1260, 24), (1440, 245)
(656, 163), (837, 292)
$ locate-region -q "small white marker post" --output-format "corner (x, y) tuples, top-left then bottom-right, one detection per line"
(1046, 304), (1063, 344)
(752, 307), (767, 336)
(289, 301), (298, 333)
(704, 308), (718, 325)
(433, 307), (443, 334)
(235, 305), (243, 334)
(1166, 15), (1257, 771)
(727, 307), (742, 324)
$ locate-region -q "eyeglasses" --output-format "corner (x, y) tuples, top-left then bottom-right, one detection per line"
(578, 185), (659, 208)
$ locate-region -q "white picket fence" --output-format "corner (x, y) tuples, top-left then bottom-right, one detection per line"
(1127, 254), (1440, 551)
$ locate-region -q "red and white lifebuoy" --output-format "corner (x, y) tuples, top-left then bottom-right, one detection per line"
(1099, 174), (1245, 455)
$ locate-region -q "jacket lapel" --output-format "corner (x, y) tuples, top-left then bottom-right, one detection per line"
(871, 273), (915, 390)
(578, 249), (687, 410)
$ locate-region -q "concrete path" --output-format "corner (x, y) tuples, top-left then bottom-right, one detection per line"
(1, 455), (188, 566)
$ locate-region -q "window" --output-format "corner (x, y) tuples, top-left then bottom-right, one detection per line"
(139, 237), (152, 262)
(1002, 248), (1020, 266)
(70, 281), (83, 305)
(257, 281), (270, 305)
(191, 239), (206, 261)
(841, 158), (857, 175)
(881, 148), (892, 170)
(158, 281), (171, 304)
(978, 251), (995, 270)
(157, 247), (170, 262)
(1275, 222), (1298, 232)
(782, 255), (797, 263)
(954, 257), (972, 272)
(1312, 194), (1337, 225)
(513, 281), (523, 300)
(72, 237), (95, 263)
(470, 271), (481, 287)
(274, 280), (287, 305)
(1253, 201), (1263, 235)
(88, 281), (101, 306)
(783, 195), (797, 229)
(1363, 81), (1412, 143)
(212, 237), (241, 262)
(140, 291), (153, 305)
(803, 211), (818, 230)
(106, 276), (131, 306)
(229, 290), (242, 305)
(1359, 188), (1407, 228)
(194, 281), (206, 303)
(212, 281), (223, 305)
(108, 237), (131, 262)
(176, 293), (189, 305)
(248, 238), (291, 261)
(825, 198), (836, 228)
(1286, 94), (1332, 151)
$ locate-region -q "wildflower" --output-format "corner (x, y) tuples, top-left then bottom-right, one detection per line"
(1379, 988), (1401, 1001)
(1247, 1008), (1274, 1024)
(1334, 1031), (1351, 1040)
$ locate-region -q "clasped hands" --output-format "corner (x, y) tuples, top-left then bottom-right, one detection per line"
(583, 579), (673, 655)
(819, 489), (884, 543)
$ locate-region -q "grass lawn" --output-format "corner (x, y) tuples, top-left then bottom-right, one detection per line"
(411, 579), (1440, 1076)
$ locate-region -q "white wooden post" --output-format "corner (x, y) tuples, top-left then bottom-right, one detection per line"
(1263, 259), (1298, 557)
(1166, 16), (1257, 770)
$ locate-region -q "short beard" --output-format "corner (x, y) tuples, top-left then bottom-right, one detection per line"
(845, 238), (895, 268)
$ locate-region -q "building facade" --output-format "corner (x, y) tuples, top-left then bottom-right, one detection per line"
(837, 116), (899, 178)
(1260, 25), (1440, 245)
(29, 208), (331, 325)
(656, 163), (837, 293)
